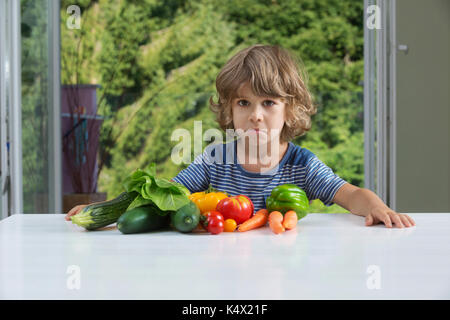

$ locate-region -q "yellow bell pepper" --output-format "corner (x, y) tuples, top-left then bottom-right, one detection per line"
(189, 188), (228, 214)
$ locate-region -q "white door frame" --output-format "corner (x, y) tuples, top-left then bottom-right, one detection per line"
(49, 0), (62, 214)
(0, 0), (9, 219)
(4, 0), (23, 214)
(376, 0), (397, 210)
(364, 0), (377, 193)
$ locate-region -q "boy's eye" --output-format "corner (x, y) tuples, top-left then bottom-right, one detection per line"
(237, 100), (276, 107)
(237, 100), (249, 107)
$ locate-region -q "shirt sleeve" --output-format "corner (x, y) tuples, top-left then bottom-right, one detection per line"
(303, 156), (347, 206)
(172, 149), (211, 193)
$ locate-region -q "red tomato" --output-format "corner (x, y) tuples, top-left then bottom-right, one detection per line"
(216, 195), (254, 225)
(203, 210), (224, 221)
(206, 218), (224, 235)
(201, 211), (225, 235)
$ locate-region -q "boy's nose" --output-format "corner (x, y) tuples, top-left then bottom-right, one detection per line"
(249, 105), (264, 123)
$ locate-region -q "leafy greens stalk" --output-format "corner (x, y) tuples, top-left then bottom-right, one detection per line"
(123, 163), (190, 214)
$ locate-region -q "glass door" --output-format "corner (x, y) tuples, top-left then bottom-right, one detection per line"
(0, 0), (21, 218)
(0, 0), (61, 218)
(21, 0), (61, 214)
(0, 0), (6, 219)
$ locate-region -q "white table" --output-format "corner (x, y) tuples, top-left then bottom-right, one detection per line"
(0, 213), (449, 300)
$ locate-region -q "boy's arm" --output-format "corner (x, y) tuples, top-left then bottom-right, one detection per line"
(332, 183), (415, 228)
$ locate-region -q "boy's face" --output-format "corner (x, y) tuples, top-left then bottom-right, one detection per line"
(231, 82), (286, 145)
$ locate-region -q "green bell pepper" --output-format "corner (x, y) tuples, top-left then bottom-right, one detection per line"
(265, 184), (309, 220)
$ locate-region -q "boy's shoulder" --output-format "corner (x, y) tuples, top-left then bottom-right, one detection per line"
(286, 141), (317, 167)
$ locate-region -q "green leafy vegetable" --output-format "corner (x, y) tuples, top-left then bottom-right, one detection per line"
(123, 163), (190, 213)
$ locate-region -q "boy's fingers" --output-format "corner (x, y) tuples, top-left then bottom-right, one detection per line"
(406, 215), (416, 226)
(66, 207), (77, 217)
(399, 214), (412, 227)
(65, 209), (75, 221)
(65, 205), (85, 220)
(382, 213), (392, 228)
(65, 211), (75, 221)
(389, 212), (404, 228)
(365, 214), (373, 226)
(366, 211), (415, 228)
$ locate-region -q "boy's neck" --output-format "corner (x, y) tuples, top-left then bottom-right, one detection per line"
(236, 138), (289, 174)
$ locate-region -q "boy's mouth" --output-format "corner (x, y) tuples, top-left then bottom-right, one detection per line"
(247, 128), (260, 135)
(240, 128), (269, 137)
(245, 128), (269, 139)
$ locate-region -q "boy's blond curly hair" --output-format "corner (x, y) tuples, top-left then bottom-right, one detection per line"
(209, 44), (317, 142)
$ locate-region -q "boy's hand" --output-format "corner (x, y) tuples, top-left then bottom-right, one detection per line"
(64, 204), (88, 221)
(333, 185), (416, 228)
(365, 206), (416, 228)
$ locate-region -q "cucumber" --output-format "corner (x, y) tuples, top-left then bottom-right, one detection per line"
(170, 201), (200, 233)
(117, 205), (171, 234)
(71, 191), (138, 230)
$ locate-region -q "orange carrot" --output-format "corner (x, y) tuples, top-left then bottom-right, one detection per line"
(282, 210), (298, 230)
(238, 209), (269, 232)
(268, 211), (285, 234)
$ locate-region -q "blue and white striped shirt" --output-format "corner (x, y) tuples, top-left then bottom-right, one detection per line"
(172, 140), (347, 212)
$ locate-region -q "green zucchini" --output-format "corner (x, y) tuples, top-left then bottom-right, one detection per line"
(71, 191), (138, 230)
(117, 205), (171, 234)
(170, 201), (200, 233)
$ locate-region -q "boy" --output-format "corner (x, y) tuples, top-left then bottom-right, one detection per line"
(66, 44), (415, 228)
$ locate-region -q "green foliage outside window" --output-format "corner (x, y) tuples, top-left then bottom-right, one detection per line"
(61, 0), (364, 214)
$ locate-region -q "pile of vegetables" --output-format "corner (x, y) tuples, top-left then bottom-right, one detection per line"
(70, 164), (310, 235)
(71, 163), (197, 233)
